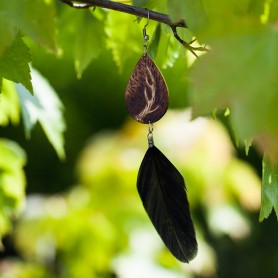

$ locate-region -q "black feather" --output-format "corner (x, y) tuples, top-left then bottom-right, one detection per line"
(137, 145), (198, 262)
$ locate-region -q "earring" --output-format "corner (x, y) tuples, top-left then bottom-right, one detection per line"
(125, 11), (198, 263)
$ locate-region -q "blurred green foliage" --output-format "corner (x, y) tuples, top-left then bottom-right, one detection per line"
(0, 0), (278, 277)
(0, 139), (26, 243)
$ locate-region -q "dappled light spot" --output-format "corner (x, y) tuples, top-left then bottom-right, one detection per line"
(208, 205), (250, 240)
(45, 196), (68, 219)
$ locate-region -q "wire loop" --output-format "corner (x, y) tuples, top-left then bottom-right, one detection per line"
(143, 10), (150, 53)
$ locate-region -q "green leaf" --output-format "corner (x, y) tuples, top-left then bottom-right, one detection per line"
(154, 31), (171, 68)
(0, 79), (20, 126)
(267, 0), (278, 23)
(106, 11), (142, 72)
(168, 0), (188, 22)
(16, 68), (66, 160)
(182, 0), (260, 40)
(190, 27), (278, 157)
(233, 0), (253, 13)
(155, 30), (181, 69)
(0, 16), (16, 58)
(177, 27), (193, 43)
(0, 35), (33, 93)
(74, 11), (106, 78)
(0, 0), (57, 52)
(260, 155), (278, 221)
(0, 139), (26, 241)
(180, 0), (209, 37)
(148, 23), (161, 58)
(244, 139), (252, 156)
(132, 0), (148, 7)
(131, 0), (168, 12)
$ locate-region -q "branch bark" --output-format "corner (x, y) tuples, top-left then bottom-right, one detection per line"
(61, 0), (207, 57)
(61, 0), (186, 28)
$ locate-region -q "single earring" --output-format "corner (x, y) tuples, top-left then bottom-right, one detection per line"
(125, 12), (168, 124)
(125, 11), (198, 263)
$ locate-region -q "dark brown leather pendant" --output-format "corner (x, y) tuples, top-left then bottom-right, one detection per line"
(125, 53), (169, 124)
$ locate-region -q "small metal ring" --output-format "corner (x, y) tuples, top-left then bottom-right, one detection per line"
(148, 122), (153, 134)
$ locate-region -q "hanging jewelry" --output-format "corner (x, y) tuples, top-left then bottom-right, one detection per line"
(125, 13), (168, 124)
(125, 12), (198, 263)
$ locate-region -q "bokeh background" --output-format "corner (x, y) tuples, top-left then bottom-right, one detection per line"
(0, 1), (278, 278)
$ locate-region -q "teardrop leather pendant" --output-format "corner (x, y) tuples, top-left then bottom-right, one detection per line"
(125, 54), (169, 124)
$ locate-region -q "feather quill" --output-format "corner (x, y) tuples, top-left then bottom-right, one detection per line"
(137, 145), (198, 262)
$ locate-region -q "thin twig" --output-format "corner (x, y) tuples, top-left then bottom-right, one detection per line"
(61, 0), (207, 56)
(171, 26), (209, 58)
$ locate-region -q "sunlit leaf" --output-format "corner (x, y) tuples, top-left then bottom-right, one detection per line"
(146, 0), (168, 13)
(177, 27), (193, 44)
(16, 68), (66, 159)
(74, 10), (106, 78)
(1, 0), (57, 52)
(0, 79), (20, 126)
(155, 30), (180, 69)
(260, 155), (278, 221)
(148, 23), (161, 58)
(181, 0), (261, 40)
(233, 0), (253, 14)
(168, 0), (188, 22)
(0, 35), (32, 93)
(181, 0), (209, 37)
(132, 0), (148, 7)
(131, 0), (168, 12)
(0, 16), (16, 58)
(106, 11), (141, 72)
(244, 139), (252, 156)
(0, 139), (26, 242)
(190, 27), (278, 157)
(268, 0), (278, 23)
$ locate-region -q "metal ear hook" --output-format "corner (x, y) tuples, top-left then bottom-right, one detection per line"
(143, 10), (150, 53)
(144, 9), (150, 29)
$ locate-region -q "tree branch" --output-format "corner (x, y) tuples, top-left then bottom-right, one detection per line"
(61, 0), (207, 56)
(61, 0), (186, 27)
